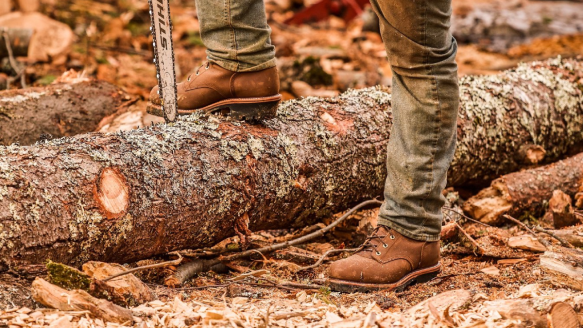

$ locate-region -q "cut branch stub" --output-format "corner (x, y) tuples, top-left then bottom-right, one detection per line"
(94, 168), (130, 220)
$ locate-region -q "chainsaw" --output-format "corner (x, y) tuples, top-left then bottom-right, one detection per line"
(148, 0), (178, 123)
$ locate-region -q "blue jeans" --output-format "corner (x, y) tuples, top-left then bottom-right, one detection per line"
(196, 0), (459, 241)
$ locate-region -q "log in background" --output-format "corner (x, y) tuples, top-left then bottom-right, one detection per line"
(0, 58), (582, 267)
(0, 80), (132, 146)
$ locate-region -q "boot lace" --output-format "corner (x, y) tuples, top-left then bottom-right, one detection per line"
(188, 61), (211, 81)
(360, 226), (395, 256)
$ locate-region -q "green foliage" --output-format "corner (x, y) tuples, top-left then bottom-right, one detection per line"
(37, 75), (57, 86)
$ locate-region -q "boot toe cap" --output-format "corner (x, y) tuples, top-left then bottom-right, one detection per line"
(149, 85), (161, 105)
(328, 255), (377, 283)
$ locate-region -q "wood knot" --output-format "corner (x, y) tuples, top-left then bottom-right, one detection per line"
(94, 167), (129, 219)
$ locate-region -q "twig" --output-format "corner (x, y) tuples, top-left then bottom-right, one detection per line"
(454, 221), (485, 255)
(534, 226), (574, 248)
(503, 214), (550, 248)
(220, 199), (383, 261)
(103, 253), (183, 282)
(297, 248), (360, 271)
(2, 29), (26, 89)
(443, 206), (492, 227)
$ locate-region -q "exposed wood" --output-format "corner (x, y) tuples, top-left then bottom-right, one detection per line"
(82, 261), (154, 306)
(543, 190), (580, 228)
(0, 80), (134, 146)
(464, 153), (583, 225)
(508, 235), (547, 253)
(548, 302), (580, 328)
(31, 278), (134, 324)
(540, 248), (583, 291)
(546, 228), (583, 247)
(1, 58), (583, 267)
(483, 298), (547, 328)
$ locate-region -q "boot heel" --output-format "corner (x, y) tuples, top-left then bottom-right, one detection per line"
(221, 100), (280, 122)
(414, 270), (439, 284)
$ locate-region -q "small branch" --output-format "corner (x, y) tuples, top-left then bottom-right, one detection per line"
(455, 221), (485, 255)
(443, 206), (492, 227)
(103, 253), (183, 282)
(220, 199), (383, 261)
(534, 226), (574, 249)
(2, 29), (26, 89)
(297, 248), (360, 271)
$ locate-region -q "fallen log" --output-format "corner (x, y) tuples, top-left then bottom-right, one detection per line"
(452, 1), (583, 53)
(463, 153), (583, 225)
(0, 80), (134, 146)
(0, 58), (583, 267)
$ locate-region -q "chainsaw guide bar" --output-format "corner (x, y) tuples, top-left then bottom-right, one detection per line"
(148, 0), (178, 123)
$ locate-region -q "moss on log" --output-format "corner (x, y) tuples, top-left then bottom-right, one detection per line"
(0, 58), (582, 266)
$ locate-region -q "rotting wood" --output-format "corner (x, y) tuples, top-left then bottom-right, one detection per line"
(1, 58), (583, 267)
(31, 277), (134, 324)
(464, 153), (583, 225)
(0, 80), (134, 146)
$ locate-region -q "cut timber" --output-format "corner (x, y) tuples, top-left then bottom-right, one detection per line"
(164, 259), (227, 287)
(31, 278), (133, 324)
(543, 190), (580, 228)
(0, 80), (133, 146)
(464, 153), (583, 225)
(548, 302), (580, 328)
(540, 249), (583, 291)
(1, 58), (583, 266)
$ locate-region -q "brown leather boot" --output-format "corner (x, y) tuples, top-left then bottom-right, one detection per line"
(148, 62), (281, 121)
(328, 226), (440, 293)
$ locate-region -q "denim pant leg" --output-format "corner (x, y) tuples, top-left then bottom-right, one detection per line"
(369, 0), (459, 241)
(195, 0), (276, 72)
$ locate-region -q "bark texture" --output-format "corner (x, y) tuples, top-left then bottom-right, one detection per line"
(0, 80), (133, 146)
(0, 58), (582, 267)
(463, 152), (583, 225)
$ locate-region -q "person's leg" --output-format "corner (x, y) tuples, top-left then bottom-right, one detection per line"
(148, 0), (280, 120)
(328, 0), (458, 292)
(373, 0), (459, 241)
(195, 0), (276, 72)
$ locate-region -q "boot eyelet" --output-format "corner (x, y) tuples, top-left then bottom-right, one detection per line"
(376, 251), (381, 256)
(383, 243), (388, 248)
(390, 235), (395, 240)
(205, 63), (210, 69)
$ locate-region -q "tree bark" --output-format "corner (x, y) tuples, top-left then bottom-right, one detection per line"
(0, 80), (134, 146)
(0, 58), (582, 267)
(463, 152), (583, 225)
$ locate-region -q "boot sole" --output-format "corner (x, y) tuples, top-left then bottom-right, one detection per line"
(147, 94), (282, 122)
(328, 263), (441, 293)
